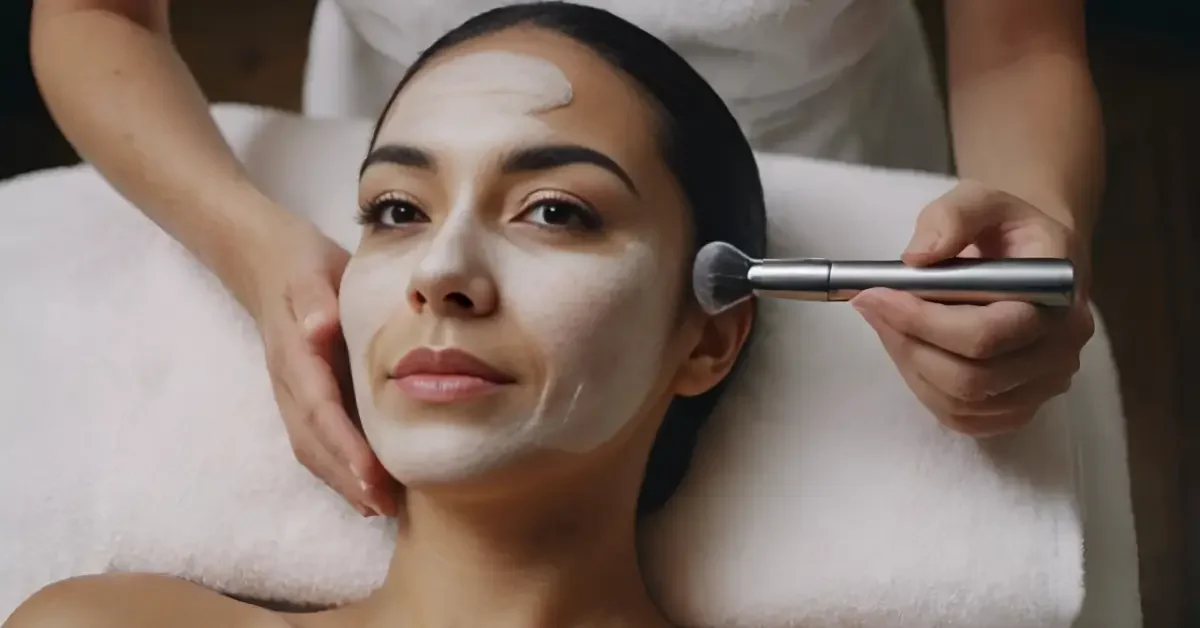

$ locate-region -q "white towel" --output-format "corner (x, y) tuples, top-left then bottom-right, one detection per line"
(0, 104), (1139, 626)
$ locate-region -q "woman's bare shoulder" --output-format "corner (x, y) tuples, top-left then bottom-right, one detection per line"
(3, 573), (296, 628)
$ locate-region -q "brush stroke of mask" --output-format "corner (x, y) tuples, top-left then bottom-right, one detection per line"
(340, 51), (679, 485)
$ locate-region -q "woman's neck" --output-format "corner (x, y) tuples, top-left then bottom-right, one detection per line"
(363, 459), (673, 628)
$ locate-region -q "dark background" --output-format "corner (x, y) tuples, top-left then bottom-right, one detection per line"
(2, 1), (1198, 625)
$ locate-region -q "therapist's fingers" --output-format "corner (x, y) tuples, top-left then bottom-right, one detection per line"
(903, 181), (1071, 264)
(852, 289), (1051, 359)
(283, 327), (396, 517)
(272, 343), (372, 514)
(903, 183), (1017, 262)
(917, 371), (1072, 435)
(269, 369), (371, 517)
(313, 318), (401, 517)
(298, 304), (378, 482)
(292, 423), (375, 518)
(288, 278), (397, 516)
(891, 328), (1078, 404)
(856, 301), (1072, 436)
(858, 310), (977, 429)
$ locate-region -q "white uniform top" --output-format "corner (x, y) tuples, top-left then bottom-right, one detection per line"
(302, 0), (950, 173)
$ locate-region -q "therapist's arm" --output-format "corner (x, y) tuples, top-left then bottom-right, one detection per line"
(31, 0), (396, 516)
(943, 0), (1103, 239)
(30, 0), (292, 313)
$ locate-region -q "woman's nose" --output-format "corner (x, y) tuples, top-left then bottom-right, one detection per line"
(406, 213), (498, 319)
(407, 264), (498, 319)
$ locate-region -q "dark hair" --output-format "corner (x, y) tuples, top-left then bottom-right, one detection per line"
(369, 1), (767, 515)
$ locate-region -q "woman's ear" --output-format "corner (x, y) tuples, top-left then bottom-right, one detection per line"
(672, 300), (755, 397)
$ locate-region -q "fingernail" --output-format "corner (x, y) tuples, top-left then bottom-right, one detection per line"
(354, 503), (373, 517)
(358, 480), (386, 517)
(362, 499), (386, 518)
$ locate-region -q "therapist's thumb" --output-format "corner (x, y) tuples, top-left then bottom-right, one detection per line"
(903, 182), (1015, 265)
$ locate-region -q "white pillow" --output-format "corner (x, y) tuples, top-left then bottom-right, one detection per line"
(0, 104), (1139, 627)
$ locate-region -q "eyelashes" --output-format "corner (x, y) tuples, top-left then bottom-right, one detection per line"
(356, 190), (605, 233)
(517, 190), (604, 232)
(355, 193), (429, 228)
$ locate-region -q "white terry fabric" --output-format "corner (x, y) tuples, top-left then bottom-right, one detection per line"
(303, 0), (950, 172)
(0, 104), (1139, 627)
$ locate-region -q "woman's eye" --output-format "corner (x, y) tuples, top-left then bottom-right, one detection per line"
(521, 199), (602, 231)
(379, 199), (430, 226)
(358, 197), (430, 228)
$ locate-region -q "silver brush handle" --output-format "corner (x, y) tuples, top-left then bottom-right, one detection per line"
(749, 258), (1076, 307)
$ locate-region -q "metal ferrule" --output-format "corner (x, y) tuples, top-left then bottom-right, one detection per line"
(747, 259), (832, 301)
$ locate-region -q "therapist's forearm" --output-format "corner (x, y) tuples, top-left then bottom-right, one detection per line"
(30, 1), (291, 313)
(944, 7), (1104, 240)
(947, 53), (1103, 237)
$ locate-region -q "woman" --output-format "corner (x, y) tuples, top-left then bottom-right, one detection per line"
(28, 0), (1101, 518)
(9, 5), (761, 626)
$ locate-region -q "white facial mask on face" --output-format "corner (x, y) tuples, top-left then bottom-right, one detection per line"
(340, 51), (679, 485)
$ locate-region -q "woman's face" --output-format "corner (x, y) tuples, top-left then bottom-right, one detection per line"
(341, 28), (715, 486)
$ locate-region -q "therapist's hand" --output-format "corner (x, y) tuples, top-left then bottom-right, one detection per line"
(253, 223), (398, 517)
(851, 181), (1095, 437)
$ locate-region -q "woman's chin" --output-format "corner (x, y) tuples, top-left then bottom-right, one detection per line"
(366, 419), (539, 487)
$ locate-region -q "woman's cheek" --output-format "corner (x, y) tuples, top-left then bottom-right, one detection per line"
(500, 240), (678, 452)
(340, 250), (415, 398)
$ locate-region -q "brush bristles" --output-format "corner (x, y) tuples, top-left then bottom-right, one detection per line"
(692, 241), (756, 315)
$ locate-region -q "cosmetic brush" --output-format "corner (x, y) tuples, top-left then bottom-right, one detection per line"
(692, 241), (1076, 315)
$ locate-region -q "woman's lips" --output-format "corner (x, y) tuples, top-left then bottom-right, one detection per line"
(393, 374), (502, 404)
(389, 347), (515, 404)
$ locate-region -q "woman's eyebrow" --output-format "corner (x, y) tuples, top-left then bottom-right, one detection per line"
(359, 143), (639, 197)
(360, 144), (436, 178)
(502, 144), (640, 196)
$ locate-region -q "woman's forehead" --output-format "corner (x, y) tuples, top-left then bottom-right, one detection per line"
(376, 50), (572, 146)
(375, 29), (658, 153)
